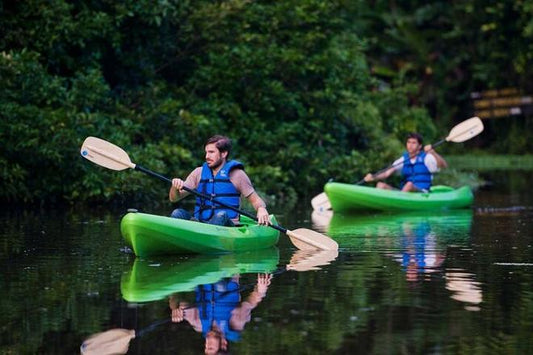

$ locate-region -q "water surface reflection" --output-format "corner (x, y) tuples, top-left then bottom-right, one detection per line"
(121, 248), (280, 303)
(313, 209), (482, 308)
(2, 172), (533, 354)
(312, 209), (473, 249)
(82, 248), (338, 354)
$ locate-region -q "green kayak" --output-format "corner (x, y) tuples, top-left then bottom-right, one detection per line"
(324, 182), (473, 212)
(121, 248), (280, 302)
(120, 212), (280, 256)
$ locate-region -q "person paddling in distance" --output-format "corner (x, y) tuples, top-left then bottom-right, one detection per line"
(169, 135), (271, 226)
(364, 132), (448, 192)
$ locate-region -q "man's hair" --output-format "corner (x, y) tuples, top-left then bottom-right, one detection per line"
(205, 327), (229, 354)
(206, 135), (232, 156)
(406, 132), (423, 145)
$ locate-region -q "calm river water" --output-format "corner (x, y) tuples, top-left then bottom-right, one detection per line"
(1, 171), (532, 354)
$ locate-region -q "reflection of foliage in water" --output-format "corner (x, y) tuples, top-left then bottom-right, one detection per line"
(2, 185), (533, 353)
(0, 209), (128, 354)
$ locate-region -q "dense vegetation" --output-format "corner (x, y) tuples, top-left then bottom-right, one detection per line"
(2, 0), (532, 205)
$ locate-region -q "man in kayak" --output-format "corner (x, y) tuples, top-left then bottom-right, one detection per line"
(169, 135), (271, 226)
(364, 132), (447, 192)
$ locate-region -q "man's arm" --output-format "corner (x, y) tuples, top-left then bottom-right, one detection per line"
(247, 192), (270, 225)
(230, 273), (272, 331)
(364, 157), (403, 182)
(230, 169), (270, 225)
(169, 168), (201, 202)
(424, 145), (448, 169)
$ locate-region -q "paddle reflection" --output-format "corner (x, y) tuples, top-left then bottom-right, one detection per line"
(445, 268), (483, 311)
(81, 248), (338, 354)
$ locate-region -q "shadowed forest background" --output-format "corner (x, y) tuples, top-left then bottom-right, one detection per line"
(2, 0), (532, 206)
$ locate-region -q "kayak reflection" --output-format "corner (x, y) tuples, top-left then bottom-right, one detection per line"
(163, 248), (338, 354)
(313, 209), (472, 277)
(312, 209), (481, 306)
(121, 248), (280, 303)
(312, 209), (473, 244)
(81, 248), (338, 355)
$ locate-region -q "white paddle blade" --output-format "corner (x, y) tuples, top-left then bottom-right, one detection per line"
(446, 117), (484, 143)
(311, 192), (332, 211)
(286, 249), (339, 271)
(286, 228), (339, 251)
(311, 210), (334, 230)
(81, 329), (135, 355)
(81, 137), (135, 171)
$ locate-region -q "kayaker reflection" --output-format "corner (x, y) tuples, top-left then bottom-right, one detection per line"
(169, 135), (271, 226)
(363, 132), (447, 192)
(391, 221), (445, 282)
(169, 273), (273, 354)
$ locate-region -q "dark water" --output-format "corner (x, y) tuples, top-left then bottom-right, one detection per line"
(1, 172), (533, 354)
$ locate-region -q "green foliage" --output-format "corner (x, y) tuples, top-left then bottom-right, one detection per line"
(1, 0), (529, 205)
(447, 154), (533, 171)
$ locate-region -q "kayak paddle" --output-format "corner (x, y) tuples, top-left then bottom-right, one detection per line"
(80, 137), (338, 251)
(80, 319), (169, 355)
(311, 116), (484, 212)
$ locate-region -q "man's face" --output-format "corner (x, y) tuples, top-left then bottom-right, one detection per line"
(204, 334), (221, 355)
(406, 138), (422, 155)
(204, 330), (226, 354)
(205, 143), (227, 169)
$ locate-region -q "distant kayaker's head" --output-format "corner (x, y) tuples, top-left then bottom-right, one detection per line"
(205, 135), (232, 169)
(405, 132), (423, 155)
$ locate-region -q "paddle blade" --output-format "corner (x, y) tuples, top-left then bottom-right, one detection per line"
(286, 228), (338, 251)
(81, 329), (135, 355)
(311, 209), (334, 230)
(81, 137), (135, 171)
(311, 192), (332, 212)
(446, 117), (484, 143)
(286, 249), (339, 271)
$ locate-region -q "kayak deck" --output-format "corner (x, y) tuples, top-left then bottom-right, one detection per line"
(324, 183), (473, 212)
(120, 212), (280, 256)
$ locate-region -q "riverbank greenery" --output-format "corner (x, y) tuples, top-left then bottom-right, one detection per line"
(2, 1), (532, 205)
(447, 155), (533, 171)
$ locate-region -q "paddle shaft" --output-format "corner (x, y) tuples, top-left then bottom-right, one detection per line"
(133, 165), (289, 234)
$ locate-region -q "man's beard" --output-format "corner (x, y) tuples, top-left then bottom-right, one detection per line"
(208, 157), (224, 169)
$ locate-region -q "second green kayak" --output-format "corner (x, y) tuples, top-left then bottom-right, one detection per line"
(120, 212), (280, 256)
(324, 182), (473, 212)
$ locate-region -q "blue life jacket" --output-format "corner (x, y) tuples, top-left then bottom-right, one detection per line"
(196, 279), (242, 342)
(194, 160), (243, 222)
(400, 151), (432, 190)
(401, 222), (431, 269)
